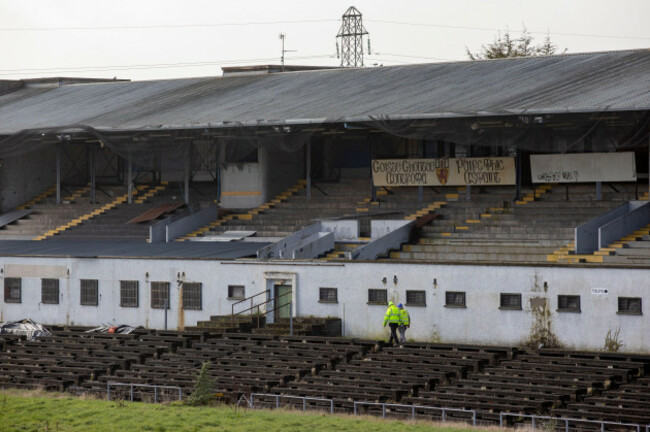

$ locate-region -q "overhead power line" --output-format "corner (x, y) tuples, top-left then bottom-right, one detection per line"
(367, 20), (650, 41)
(0, 55), (334, 77)
(0, 20), (338, 32)
(0, 18), (647, 41)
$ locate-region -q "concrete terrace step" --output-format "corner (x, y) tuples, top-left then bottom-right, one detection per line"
(403, 244), (558, 255)
(418, 238), (568, 247)
(421, 226), (574, 235)
(421, 232), (573, 241)
(391, 250), (551, 263)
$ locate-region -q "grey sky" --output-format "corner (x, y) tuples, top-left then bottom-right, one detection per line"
(1, 0), (648, 81)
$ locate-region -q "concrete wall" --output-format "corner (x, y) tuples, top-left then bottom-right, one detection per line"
(219, 162), (263, 208)
(260, 146), (304, 201)
(1, 256), (649, 353)
(0, 149), (57, 212)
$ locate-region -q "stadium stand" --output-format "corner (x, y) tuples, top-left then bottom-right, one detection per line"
(1, 49), (650, 429)
(4, 330), (650, 426)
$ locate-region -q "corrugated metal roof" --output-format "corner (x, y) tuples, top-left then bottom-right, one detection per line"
(0, 49), (648, 134)
(0, 239), (267, 259)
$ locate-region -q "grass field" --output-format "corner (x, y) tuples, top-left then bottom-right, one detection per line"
(0, 389), (494, 432)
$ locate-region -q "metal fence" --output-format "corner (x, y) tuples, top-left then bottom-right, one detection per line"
(239, 393), (334, 413)
(239, 393), (476, 425)
(240, 393), (650, 431)
(500, 412), (648, 432)
(107, 382), (183, 403)
(353, 401), (477, 425)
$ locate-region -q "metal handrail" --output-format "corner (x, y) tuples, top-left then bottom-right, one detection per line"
(231, 290), (293, 329)
(500, 412), (644, 432)
(107, 382), (182, 403)
(232, 289), (270, 315)
(231, 290), (270, 329)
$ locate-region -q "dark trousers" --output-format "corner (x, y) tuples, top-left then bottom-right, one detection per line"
(388, 323), (399, 345)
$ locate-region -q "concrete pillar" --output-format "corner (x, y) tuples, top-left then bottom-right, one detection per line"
(306, 141), (311, 200)
(184, 144), (190, 205)
(127, 157), (133, 204)
(56, 145), (61, 204)
(89, 146), (96, 204)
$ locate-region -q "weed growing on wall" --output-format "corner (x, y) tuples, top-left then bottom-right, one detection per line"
(604, 328), (624, 352)
(523, 297), (561, 349)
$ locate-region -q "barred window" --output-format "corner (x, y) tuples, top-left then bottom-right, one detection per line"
(182, 282), (202, 310)
(151, 282), (170, 309)
(80, 279), (99, 306)
(120, 280), (139, 308)
(445, 291), (466, 308)
(557, 295), (580, 312)
(368, 289), (387, 305)
(406, 290), (426, 306)
(319, 287), (338, 303)
(499, 293), (522, 310)
(618, 297), (642, 315)
(4, 278), (21, 303)
(41, 279), (59, 304)
(228, 285), (245, 300)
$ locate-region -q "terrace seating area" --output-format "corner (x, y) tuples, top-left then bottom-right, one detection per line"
(76, 333), (373, 402)
(0, 182), (217, 242)
(3, 330), (650, 425)
(5, 179), (647, 263)
(190, 178), (375, 239)
(404, 348), (646, 423)
(389, 183), (640, 264)
(56, 182), (216, 241)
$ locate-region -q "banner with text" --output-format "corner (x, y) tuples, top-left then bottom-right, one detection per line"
(371, 157), (516, 187)
(530, 152), (636, 183)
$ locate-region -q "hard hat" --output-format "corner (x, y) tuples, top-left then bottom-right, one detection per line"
(397, 303), (403, 308)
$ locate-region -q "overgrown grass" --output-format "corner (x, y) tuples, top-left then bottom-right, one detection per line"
(0, 389), (496, 432)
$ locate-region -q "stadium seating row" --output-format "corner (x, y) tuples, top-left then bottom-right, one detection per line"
(2, 330), (650, 425)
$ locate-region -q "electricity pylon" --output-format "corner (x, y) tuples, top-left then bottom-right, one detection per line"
(336, 6), (369, 67)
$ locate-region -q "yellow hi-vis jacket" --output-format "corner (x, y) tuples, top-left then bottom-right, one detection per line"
(383, 302), (400, 326)
(399, 308), (410, 326)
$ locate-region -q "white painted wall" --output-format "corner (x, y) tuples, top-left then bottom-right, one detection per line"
(1, 256), (648, 353)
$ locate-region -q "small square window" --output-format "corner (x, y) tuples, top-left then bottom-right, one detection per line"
(120, 280), (139, 308)
(80, 279), (99, 306)
(406, 290), (426, 306)
(319, 287), (338, 303)
(557, 295), (580, 312)
(183, 282), (202, 310)
(228, 285), (245, 300)
(618, 297), (642, 315)
(151, 282), (170, 309)
(4, 277), (21, 303)
(445, 291), (466, 308)
(500, 293), (522, 310)
(41, 279), (60, 304)
(368, 289), (387, 305)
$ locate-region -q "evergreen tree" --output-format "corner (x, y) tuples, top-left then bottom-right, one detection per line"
(186, 362), (215, 406)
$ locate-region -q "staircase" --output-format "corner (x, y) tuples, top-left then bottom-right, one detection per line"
(187, 315), (341, 336)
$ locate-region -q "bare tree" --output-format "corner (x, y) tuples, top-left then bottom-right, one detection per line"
(466, 26), (566, 60)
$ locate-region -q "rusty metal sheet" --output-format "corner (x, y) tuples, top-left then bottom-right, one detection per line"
(127, 203), (183, 224)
